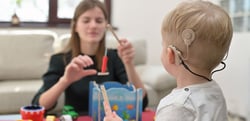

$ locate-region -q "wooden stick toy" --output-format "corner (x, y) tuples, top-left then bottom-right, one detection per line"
(100, 85), (112, 115)
(106, 24), (121, 44)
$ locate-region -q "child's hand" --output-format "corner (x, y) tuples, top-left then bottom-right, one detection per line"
(103, 111), (123, 121)
(103, 101), (123, 121)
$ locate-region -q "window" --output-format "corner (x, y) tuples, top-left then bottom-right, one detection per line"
(49, 0), (111, 26)
(0, 0), (111, 27)
(0, 0), (48, 22)
(220, 0), (250, 32)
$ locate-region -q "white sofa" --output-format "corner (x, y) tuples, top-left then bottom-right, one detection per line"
(0, 30), (64, 114)
(0, 30), (176, 114)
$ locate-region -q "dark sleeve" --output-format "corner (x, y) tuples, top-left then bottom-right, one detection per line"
(108, 49), (149, 110)
(108, 49), (128, 84)
(31, 53), (66, 110)
(143, 94), (149, 111)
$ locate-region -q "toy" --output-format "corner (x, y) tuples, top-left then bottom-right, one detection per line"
(62, 105), (79, 120)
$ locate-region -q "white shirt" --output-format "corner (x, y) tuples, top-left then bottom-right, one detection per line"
(156, 81), (228, 121)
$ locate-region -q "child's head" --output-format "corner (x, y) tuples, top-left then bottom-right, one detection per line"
(161, 0), (233, 72)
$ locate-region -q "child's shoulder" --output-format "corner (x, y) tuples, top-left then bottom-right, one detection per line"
(157, 88), (191, 110)
(158, 81), (225, 111)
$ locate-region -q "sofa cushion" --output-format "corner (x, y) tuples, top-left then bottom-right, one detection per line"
(144, 84), (159, 109)
(135, 65), (176, 91)
(0, 80), (42, 113)
(0, 80), (64, 114)
(0, 30), (57, 80)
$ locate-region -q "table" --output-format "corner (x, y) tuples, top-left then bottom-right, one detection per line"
(0, 110), (155, 121)
(76, 110), (155, 121)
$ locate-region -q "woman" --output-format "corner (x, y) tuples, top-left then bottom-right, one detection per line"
(32, 0), (148, 114)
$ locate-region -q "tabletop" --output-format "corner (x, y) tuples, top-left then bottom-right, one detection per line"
(75, 110), (155, 121)
(0, 110), (155, 121)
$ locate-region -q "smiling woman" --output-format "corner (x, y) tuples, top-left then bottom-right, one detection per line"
(0, 0), (111, 27)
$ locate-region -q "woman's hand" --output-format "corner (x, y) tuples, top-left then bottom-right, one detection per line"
(117, 39), (135, 65)
(62, 55), (97, 84)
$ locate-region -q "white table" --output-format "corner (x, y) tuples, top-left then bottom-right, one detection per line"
(0, 114), (21, 120)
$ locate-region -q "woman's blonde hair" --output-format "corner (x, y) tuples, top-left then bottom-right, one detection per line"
(162, 0), (233, 71)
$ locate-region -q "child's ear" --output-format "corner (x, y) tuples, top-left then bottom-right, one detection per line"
(167, 47), (175, 64)
(168, 45), (181, 65)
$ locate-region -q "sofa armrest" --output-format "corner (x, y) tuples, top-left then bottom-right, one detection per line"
(135, 65), (176, 91)
(135, 65), (176, 109)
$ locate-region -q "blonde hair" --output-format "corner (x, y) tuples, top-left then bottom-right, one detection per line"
(162, 0), (233, 71)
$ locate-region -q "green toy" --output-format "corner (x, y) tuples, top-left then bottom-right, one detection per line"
(62, 105), (79, 120)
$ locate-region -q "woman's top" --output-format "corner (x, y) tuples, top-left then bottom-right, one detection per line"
(32, 49), (148, 113)
(156, 81), (228, 121)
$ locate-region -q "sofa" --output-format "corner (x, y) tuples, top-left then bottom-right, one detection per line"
(0, 30), (64, 114)
(0, 30), (176, 114)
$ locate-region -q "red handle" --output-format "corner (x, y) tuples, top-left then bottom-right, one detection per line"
(101, 56), (108, 72)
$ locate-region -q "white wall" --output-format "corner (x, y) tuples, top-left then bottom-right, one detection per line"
(214, 33), (250, 119)
(111, 0), (182, 65)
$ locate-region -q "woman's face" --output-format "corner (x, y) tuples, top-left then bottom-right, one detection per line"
(75, 6), (107, 44)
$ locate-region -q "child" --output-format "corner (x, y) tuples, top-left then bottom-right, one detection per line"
(103, 0), (233, 121)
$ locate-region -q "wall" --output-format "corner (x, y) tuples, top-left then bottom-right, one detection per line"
(111, 0), (182, 65)
(214, 33), (250, 119)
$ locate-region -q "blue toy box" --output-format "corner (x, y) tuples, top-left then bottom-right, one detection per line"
(89, 81), (143, 121)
